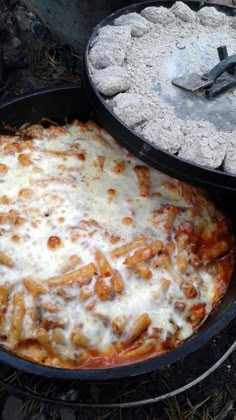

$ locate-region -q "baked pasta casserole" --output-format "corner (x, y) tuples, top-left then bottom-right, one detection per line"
(0, 120), (233, 368)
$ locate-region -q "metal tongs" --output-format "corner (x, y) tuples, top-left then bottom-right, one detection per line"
(172, 46), (236, 99)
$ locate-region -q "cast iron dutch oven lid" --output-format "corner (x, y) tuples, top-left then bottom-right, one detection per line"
(83, 0), (236, 192)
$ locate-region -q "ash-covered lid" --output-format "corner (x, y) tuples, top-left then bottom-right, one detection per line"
(87, 2), (236, 176)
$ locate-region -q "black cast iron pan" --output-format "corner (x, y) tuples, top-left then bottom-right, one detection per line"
(0, 85), (235, 381)
(83, 0), (236, 192)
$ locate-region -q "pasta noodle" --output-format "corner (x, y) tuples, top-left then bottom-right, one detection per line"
(0, 119), (233, 369)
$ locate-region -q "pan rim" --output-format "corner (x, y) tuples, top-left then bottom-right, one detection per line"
(0, 299), (234, 381)
(83, 0), (236, 191)
(0, 85), (235, 381)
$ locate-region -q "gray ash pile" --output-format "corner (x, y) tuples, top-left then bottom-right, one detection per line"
(88, 2), (236, 174)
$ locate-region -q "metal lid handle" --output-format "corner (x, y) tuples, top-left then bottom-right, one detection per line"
(203, 54), (236, 83)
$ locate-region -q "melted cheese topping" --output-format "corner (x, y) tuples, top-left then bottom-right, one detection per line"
(0, 120), (233, 368)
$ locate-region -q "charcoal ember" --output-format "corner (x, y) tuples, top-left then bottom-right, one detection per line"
(197, 6), (226, 27)
(170, 1), (196, 22)
(93, 66), (130, 96)
(112, 93), (154, 128)
(142, 119), (183, 154)
(89, 25), (131, 69)
(141, 6), (175, 25)
(114, 12), (150, 37)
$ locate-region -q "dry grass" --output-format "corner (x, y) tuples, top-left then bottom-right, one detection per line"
(163, 391), (236, 420)
(0, 380), (234, 420)
(27, 42), (81, 83)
